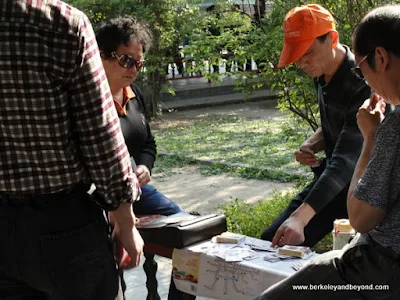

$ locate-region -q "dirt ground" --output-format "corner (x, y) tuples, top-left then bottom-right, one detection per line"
(151, 101), (295, 214)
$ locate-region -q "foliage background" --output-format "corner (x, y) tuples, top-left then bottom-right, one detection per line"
(65, 0), (398, 129)
(66, 0), (203, 117)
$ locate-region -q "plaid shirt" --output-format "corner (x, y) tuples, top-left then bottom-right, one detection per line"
(0, 0), (140, 207)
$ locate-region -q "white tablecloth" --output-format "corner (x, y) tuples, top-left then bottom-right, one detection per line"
(172, 237), (319, 300)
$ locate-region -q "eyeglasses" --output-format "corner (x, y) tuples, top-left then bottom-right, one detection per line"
(111, 52), (145, 70)
(351, 53), (370, 79)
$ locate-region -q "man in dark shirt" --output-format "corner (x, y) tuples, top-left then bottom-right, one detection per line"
(261, 4), (370, 247)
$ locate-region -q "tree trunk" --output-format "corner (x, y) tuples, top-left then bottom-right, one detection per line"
(142, 0), (164, 119)
(255, 0), (265, 16)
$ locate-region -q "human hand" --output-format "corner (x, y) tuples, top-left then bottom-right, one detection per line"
(357, 93), (385, 140)
(135, 165), (151, 188)
(271, 216), (306, 247)
(294, 145), (320, 167)
(113, 223), (144, 269)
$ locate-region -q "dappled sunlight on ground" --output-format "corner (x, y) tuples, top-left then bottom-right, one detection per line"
(152, 169), (294, 215)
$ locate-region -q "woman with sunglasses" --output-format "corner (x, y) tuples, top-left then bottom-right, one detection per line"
(96, 17), (188, 300)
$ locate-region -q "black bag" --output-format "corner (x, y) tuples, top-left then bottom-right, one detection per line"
(138, 214), (227, 248)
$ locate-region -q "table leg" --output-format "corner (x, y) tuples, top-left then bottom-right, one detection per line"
(143, 252), (161, 300)
(168, 277), (196, 300)
(182, 293), (196, 300)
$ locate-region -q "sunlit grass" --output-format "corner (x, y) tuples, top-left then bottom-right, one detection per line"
(153, 114), (315, 182)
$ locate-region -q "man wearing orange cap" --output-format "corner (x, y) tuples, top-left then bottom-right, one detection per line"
(255, 5), (400, 299)
(261, 4), (370, 248)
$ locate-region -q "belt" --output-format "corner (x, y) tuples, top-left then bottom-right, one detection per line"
(0, 183), (90, 208)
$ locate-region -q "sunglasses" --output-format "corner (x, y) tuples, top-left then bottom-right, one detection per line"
(111, 52), (145, 70)
(351, 53), (370, 79)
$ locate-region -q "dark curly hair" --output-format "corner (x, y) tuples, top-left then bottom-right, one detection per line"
(95, 16), (153, 58)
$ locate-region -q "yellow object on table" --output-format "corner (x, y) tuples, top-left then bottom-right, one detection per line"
(332, 219), (355, 250)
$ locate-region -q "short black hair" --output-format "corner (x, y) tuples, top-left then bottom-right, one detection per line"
(95, 16), (153, 58)
(353, 5), (400, 69)
(316, 32), (330, 42)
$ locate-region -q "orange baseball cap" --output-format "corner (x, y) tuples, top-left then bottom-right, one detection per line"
(278, 4), (336, 68)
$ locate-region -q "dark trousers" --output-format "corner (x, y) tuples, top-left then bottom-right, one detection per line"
(254, 234), (400, 300)
(133, 184), (183, 217)
(0, 184), (123, 300)
(261, 175), (348, 247)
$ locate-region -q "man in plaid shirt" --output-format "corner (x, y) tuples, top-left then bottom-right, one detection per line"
(0, 1), (143, 299)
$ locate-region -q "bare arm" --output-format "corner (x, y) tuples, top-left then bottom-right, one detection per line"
(110, 203), (144, 268)
(295, 127), (324, 167)
(271, 202), (316, 247)
(301, 127), (325, 153)
(347, 95), (386, 233)
(347, 139), (385, 233)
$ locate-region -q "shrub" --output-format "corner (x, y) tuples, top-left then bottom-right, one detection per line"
(219, 182), (333, 253)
